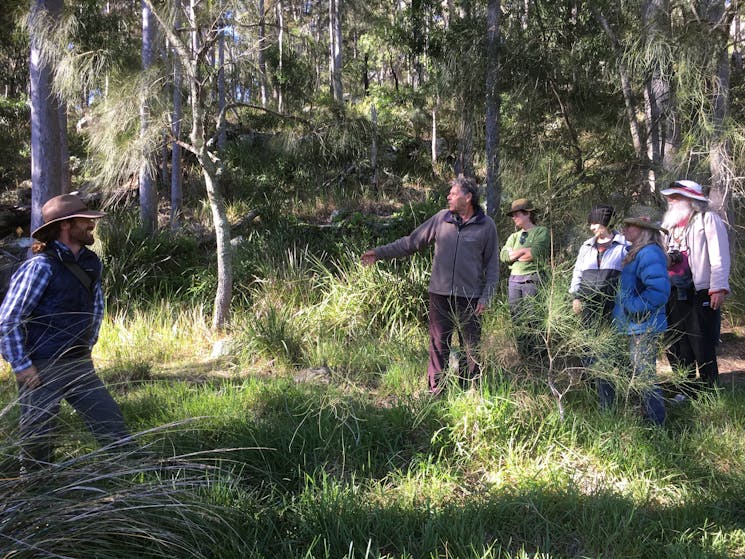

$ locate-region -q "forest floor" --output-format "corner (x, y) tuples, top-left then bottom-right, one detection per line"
(714, 324), (745, 387)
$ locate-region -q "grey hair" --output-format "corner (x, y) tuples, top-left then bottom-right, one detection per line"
(450, 175), (481, 210)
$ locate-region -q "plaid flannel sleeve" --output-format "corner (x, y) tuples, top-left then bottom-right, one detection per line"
(0, 257), (53, 373)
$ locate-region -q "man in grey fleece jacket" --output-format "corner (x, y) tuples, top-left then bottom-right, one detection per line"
(362, 176), (499, 394)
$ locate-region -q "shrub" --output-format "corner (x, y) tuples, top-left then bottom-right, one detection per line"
(97, 211), (206, 308)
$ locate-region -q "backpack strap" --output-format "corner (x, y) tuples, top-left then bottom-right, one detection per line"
(43, 248), (94, 295)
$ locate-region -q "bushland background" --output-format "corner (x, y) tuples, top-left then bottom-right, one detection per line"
(1, 1), (745, 558)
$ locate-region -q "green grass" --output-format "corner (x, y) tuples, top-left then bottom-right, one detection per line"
(2, 253), (745, 558)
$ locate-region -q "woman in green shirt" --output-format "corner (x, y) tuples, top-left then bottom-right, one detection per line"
(500, 198), (550, 361)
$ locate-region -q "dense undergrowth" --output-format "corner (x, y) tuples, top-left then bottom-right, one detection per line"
(2, 113), (745, 557)
(2, 213), (745, 556)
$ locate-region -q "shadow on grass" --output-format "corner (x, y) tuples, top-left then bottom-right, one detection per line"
(3, 366), (745, 557)
(239, 484), (745, 558)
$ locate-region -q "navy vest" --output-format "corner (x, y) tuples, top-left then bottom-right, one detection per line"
(25, 245), (101, 362)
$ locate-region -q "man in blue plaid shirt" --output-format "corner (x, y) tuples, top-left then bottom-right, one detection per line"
(0, 194), (128, 471)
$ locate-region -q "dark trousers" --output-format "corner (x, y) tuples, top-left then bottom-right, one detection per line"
(427, 293), (482, 393)
(18, 356), (129, 470)
(666, 288), (720, 390)
(507, 275), (543, 362)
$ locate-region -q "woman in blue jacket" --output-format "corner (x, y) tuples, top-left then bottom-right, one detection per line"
(601, 206), (670, 425)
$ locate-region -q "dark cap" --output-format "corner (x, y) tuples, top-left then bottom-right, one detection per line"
(587, 204), (614, 227)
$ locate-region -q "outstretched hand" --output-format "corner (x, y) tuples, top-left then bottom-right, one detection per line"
(361, 250), (378, 266)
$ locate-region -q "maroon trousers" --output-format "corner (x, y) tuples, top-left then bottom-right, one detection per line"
(427, 293), (482, 393)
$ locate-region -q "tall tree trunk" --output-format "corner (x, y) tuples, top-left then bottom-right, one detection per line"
(58, 97), (71, 193)
(431, 102), (437, 170)
(217, 7), (226, 150)
(329, 0), (343, 102)
(370, 104), (378, 191)
(641, 0), (678, 197)
(200, 154), (232, 330)
(258, 0), (268, 106)
(455, 108), (474, 178)
(170, 6), (183, 229)
(706, 0), (734, 224)
(29, 0), (63, 233)
(139, 0), (157, 233)
(145, 0), (233, 329)
(485, 0), (501, 220)
(276, 0), (284, 112)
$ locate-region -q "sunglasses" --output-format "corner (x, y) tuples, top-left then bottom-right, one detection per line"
(519, 231), (528, 245)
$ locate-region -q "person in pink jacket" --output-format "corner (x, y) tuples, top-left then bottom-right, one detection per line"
(661, 180), (731, 393)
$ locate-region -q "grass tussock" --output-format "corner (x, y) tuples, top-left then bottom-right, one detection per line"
(2, 234), (745, 558)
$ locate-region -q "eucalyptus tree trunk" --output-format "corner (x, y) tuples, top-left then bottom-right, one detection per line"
(58, 98), (71, 193)
(217, 9), (226, 150)
(276, 0), (284, 112)
(455, 108), (474, 178)
(705, 0), (734, 223)
(641, 0), (678, 196)
(329, 0), (343, 102)
(29, 0), (63, 233)
(370, 104), (378, 191)
(485, 0), (501, 220)
(145, 0), (233, 330)
(431, 103), (437, 170)
(258, 0), (268, 106)
(170, 3), (183, 229)
(139, 0), (157, 233)
(199, 150), (232, 330)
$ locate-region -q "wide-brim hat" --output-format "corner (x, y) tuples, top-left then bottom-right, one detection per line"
(31, 193), (106, 240)
(659, 179), (709, 202)
(506, 198), (535, 216)
(621, 205), (667, 234)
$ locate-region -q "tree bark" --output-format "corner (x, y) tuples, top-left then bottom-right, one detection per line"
(329, 0), (343, 102)
(29, 0), (63, 233)
(58, 97), (71, 194)
(258, 0), (268, 106)
(139, 0), (157, 233)
(145, 0), (233, 330)
(170, 4), (183, 229)
(641, 0), (678, 196)
(217, 6), (226, 150)
(370, 104), (378, 191)
(276, 0), (284, 112)
(706, 0), (734, 224)
(485, 0), (501, 220)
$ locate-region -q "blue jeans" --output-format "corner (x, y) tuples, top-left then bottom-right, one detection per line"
(18, 356), (129, 469)
(597, 334), (666, 425)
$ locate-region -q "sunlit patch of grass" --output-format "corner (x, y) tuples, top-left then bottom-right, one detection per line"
(95, 303), (213, 375)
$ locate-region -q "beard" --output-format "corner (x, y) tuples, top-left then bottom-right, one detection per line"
(70, 224), (95, 246)
(662, 200), (693, 229)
